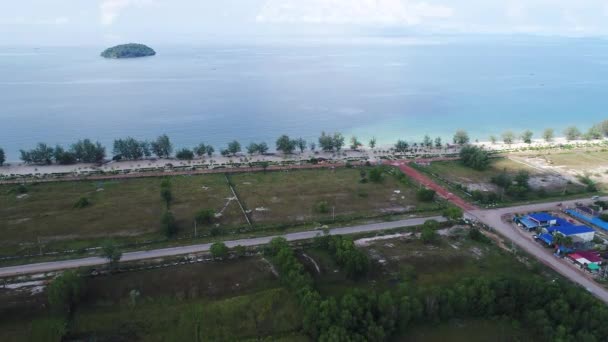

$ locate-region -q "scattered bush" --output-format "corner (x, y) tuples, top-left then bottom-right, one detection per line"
(314, 200), (330, 214)
(416, 188), (436, 202)
(210, 242), (229, 260)
(369, 167), (384, 183)
(459, 145), (490, 170)
(73, 197), (90, 209)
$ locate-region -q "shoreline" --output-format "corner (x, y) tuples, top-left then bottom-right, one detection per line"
(1, 137), (605, 180)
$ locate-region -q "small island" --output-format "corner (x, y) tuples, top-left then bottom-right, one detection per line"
(101, 43), (156, 59)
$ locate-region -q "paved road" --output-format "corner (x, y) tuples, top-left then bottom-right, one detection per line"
(0, 216), (444, 277)
(471, 197), (608, 304)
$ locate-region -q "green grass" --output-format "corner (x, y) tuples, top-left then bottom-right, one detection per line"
(422, 158), (536, 185)
(0, 168), (440, 258)
(304, 230), (534, 297)
(70, 288), (302, 341)
(394, 318), (530, 342)
(0, 174), (243, 253)
(232, 168), (435, 224)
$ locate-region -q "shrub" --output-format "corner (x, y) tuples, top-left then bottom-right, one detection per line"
(421, 226), (438, 244)
(73, 197), (90, 209)
(175, 148), (194, 160)
(459, 145), (490, 170)
(210, 242), (229, 260)
(47, 271), (85, 314)
(161, 211), (177, 237)
(369, 167), (384, 183)
(416, 188), (436, 202)
(600, 213), (608, 223)
(314, 200), (330, 214)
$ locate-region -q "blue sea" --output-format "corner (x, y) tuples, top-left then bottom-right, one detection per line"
(1, 36), (608, 160)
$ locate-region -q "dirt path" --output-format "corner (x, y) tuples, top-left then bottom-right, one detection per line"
(387, 160), (478, 211)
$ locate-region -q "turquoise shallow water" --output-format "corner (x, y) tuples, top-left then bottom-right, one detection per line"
(1, 36), (607, 160)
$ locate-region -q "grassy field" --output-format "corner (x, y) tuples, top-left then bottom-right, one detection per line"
(304, 227), (535, 297)
(527, 149), (608, 170)
(0, 167), (439, 257)
(396, 319), (530, 342)
(0, 256), (305, 341)
(0, 174), (244, 254)
(232, 168), (434, 224)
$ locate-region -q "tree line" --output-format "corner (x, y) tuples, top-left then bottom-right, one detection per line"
(6, 120), (608, 165)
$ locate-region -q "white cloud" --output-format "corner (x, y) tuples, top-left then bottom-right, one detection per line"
(0, 16), (69, 26)
(100, 0), (157, 26)
(256, 0), (453, 26)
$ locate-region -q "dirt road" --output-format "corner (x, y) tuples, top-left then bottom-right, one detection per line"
(387, 160), (478, 211)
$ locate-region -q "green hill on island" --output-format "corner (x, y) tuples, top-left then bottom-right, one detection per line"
(101, 43), (156, 59)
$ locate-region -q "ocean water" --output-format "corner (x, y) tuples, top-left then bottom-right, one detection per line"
(1, 37), (608, 160)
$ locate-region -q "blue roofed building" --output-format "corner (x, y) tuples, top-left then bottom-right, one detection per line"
(552, 225), (595, 243)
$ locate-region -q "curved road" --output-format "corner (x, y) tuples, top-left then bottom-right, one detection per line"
(470, 198), (608, 304)
(0, 216), (444, 277)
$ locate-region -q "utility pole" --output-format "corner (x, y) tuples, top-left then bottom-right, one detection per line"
(194, 219), (197, 239)
(332, 207), (335, 221)
(37, 237), (42, 256)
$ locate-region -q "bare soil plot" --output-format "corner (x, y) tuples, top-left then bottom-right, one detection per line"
(232, 168), (436, 224)
(421, 158), (580, 193)
(514, 149), (608, 190)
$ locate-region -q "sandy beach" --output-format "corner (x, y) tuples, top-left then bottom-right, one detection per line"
(1, 137), (604, 179)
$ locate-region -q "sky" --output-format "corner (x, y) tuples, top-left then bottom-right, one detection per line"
(1, 0), (608, 45)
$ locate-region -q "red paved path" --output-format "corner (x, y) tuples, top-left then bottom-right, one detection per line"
(388, 160), (478, 211)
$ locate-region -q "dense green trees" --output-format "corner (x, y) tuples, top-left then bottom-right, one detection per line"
(394, 140), (409, 153)
(113, 137), (151, 160)
(350, 136), (363, 150)
(453, 130), (470, 145)
(295, 138), (307, 153)
(521, 130), (533, 144)
(459, 145), (490, 170)
(226, 140), (241, 156)
(442, 207), (463, 221)
(47, 271), (85, 314)
(20, 143), (54, 164)
(564, 126), (581, 141)
(71, 139), (106, 163)
(369, 167), (384, 183)
(276, 135), (296, 154)
(0, 147), (4, 166)
(20, 139), (106, 165)
(491, 170), (530, 198)
(265, 236), (608, 342)
(421, 225), (439, 244)
(175, 148), (194, 160)
(369, 137), (377, 149)
(195, 209), (215, 225)
(151, 134), (173, 158)
(324, 235), (370, 279)
(194, 143), (214, 157)
(502, 131), (515, 145)
(318, 132), (345, 152)
(543, 128), (554, 142)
